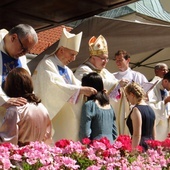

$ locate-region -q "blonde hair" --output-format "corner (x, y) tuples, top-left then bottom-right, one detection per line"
(125, 82), (146, 104)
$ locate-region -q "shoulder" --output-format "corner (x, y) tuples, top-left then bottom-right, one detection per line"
(76, 64), (93, 72)
(132, 106), (139, 112)
(0, 29), (8, 34)
(113, 72), (119, 76)
(131, 106), (141, 117)
(82, 100), (96, 115)
(84, 100), (94, 107)
(0, 29), (8, 39)
(103, 68), (112, 74)
(35, 55), (57, 70)
(5, 106), (18, 118)
(131, 69), (145, 77)
(19, 55), (27, 62)
(83, 100), (97, 111)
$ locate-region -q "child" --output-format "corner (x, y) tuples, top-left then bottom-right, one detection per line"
(79, 72), (117, 143)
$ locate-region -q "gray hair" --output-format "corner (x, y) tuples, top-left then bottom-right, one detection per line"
(154, 63), (168, 70)
(9, 24), (38, 43)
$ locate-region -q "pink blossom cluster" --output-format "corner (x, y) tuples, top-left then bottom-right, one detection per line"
(0, 135), (169, 169)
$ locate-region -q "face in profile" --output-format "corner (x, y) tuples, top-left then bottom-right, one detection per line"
(91, 54), (109, 70)
(8, 34), (36, 59)
(115, 55), (129, 71)
(58, 47), (78, 65)
(156, 66), (169, 78)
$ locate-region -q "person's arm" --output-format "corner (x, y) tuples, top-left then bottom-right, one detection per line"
(80, 86), (97, 97)
(74, 65), (92, 81)
(131, 107), (142, 149)
(164, 96), (170, 105)
(43, 117), (53, 146)
(0, 107), (18, 145)
(147, 87), (168, 123)
(79, 102), (93, 140)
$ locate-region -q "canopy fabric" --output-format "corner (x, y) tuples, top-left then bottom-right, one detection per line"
(69, 16), (170, 67)
(28, 16), (170, 80)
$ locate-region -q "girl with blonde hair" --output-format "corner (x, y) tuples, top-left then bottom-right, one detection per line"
(125, 82), (156, 151)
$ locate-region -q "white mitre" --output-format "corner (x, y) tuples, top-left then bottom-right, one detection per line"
(89, 35), (108, 56)
(57, 28), (83, 52)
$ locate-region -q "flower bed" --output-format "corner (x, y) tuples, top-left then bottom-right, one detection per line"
(0, 135), (170, 169)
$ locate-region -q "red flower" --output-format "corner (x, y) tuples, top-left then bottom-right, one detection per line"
(82, 138), (91, 145)
(98, 137), (112, 148)
(102, 150), (110, 157)
(16, 147), (30, 155)
(55, 139), (70, 148)
(0, 142), (13, 149)
(161, 139), (170, 148)
(146, 140), (162, 149)
(117, 135), (132, 151)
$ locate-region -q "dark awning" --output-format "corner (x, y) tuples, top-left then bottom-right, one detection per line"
(0, 0), (138, 32)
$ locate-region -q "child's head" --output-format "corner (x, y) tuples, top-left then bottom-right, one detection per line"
(82, 72), (104, 92)
(4, 67), (33, 98)
(125, 82), (145, 104)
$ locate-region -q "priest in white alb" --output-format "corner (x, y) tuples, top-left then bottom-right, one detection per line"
(32, 28), (97, 142)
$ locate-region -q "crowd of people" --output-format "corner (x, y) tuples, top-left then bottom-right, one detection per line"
(0, 24), (169, 151)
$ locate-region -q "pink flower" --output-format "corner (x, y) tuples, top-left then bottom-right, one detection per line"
(86, 165), (101, 170)
(0, 135), (169, 169)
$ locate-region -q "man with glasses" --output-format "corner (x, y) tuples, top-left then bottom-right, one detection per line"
(74, 36), (129, 136)
(0, 24), (38, 123)
(150, 63), (169, 83)
(75, 35), (122, 91)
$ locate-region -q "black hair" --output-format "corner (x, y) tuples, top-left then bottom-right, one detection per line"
(163, 72), (170, 82)
(81, 72), (109, 106)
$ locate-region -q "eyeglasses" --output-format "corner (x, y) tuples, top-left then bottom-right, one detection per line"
(17, 35), (29, 53)
(94, 56), (109, 62)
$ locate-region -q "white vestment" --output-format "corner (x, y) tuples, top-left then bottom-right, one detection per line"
(74, 61), (119, 91)
(148, 80), (170, 141)
(113, 67), (148, 135)
(150, 76), (162, 84)
(32, 54), (84, 142)
(113, 67), (148, 84)
(0, 29), (30, 124)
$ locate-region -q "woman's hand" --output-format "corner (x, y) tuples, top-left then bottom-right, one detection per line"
(2, 97), (27, 109)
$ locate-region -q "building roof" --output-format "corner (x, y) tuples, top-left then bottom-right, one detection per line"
(30, 26), (72, 55)
(67, 0), (170, 28)
(129, 0), (170, 22)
